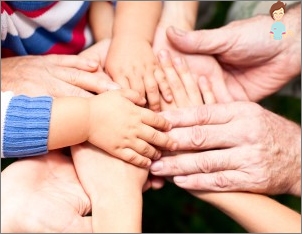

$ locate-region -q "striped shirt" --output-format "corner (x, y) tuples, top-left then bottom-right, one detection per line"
(1, 1), (93, 57)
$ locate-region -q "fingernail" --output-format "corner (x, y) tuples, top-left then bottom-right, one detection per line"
(171, 143), (178, 151)
(166, 94), (173, 102)
(173, 57), (182, 66)
(172, 27), (186, 37)
(174, 176), (187, 183)
(155, 151), (162, 160)
(88, 60), (99, 68)
(150, 161), (163, 172)
(159, 50), (168, 59)
(146, 159), (152, 167)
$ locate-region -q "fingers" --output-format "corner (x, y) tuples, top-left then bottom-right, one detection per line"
(150, 149), (238, 176)
(79, 39), (111, 67)
(158, 50), (187, 104)
(148, 175), (165, 190)
(144, 70), (161, 112)
(119, 89), (146, 106)
(49, 66), (120, 94)
(141, 108), (172, 131)
(158, 50), (203, 109)
(48, 78), (94, 98)
(118, 148), (152, 168)
(138, 124), (177, 151)
(173, 170), (250, 192)
(130, 138), (162, 161)
(95, 71), (122, 92)
(172, 56), (203, 106)
(168, 123), (242, 150)
(75, 142), (152, 168)
(45, 54), (99, 72)
(166, 26), (229, 54)
(154, 65), (173, 103)
(128, 74), (146, 99)
(112, 75), (131, 90)
(160, 104), (234, 128)
(198, 76), (217, 104)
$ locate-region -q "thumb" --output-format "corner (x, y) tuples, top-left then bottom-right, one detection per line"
(166, 26), (230, 54)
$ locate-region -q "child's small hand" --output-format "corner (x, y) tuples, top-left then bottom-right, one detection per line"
(105, 37), (173, 112)
(157, 50), (206, 111)
(87, 89), (176, 167)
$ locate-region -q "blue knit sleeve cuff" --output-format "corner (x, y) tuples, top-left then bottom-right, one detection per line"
(3, 95), (53, 158)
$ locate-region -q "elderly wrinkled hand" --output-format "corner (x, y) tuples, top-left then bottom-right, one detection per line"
(151, 101), (301, 196)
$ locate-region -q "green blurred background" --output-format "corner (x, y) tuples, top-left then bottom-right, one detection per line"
(1, 1), (301, 233)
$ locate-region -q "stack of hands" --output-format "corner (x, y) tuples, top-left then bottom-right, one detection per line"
(1, 1), (301, 233)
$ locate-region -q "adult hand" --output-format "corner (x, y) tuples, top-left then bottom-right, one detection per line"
(151, 102), (301, 196)
(1, 53), (119, 98)
(166, 4), (301, 102)
(157, 49), (214, 111)
(153, 23), (225, 103)
(1, 151), (92, 233)
(147, 49), (213, 189)
(78, 39), (122, 91)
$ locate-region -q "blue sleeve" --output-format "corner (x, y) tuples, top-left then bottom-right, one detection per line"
(2, 95), (53, 158)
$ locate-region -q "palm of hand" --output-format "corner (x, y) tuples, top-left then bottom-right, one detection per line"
(1, 151), (92, 233)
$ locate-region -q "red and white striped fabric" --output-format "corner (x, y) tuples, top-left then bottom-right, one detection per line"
(1, 1), (93, 57)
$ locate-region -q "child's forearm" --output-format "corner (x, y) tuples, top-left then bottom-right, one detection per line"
(72, 144), (146, 233)
(160, 1), (199, 30)
(47, 96), (89, 150)
(88, 156), (146, 232)
(1, 94), (89, 157)
(113, 1), (162, 43)
(192, 191), (301, 233)
(89, 1), (114, 41)
(92, 187), (143, 232)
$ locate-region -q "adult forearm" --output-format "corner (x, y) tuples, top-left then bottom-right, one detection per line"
(287, 121), (301, 196)
(159, 1), (199, 30)
(192, 192), (301, 233)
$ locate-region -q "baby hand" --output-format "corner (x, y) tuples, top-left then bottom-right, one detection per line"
(105, 37), (172, 112)
(87, 89), (177, 167)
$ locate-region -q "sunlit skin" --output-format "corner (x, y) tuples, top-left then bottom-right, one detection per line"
(273, 8), (284, 21)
